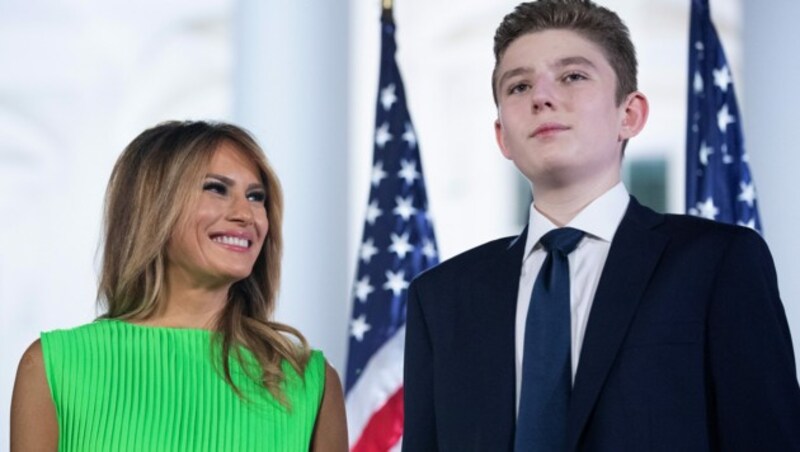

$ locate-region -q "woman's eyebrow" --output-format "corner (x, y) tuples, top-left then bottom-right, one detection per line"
(206, 173), (264, 191)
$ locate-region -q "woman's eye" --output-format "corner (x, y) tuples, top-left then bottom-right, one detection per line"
(203, 181), (227, 195)
(247, 191), (266, 203)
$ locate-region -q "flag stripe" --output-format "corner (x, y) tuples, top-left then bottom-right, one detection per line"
(351, 388), (404, 452)
(346, 327), (405, 446)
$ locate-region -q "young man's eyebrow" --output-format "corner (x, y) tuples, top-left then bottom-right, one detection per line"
(555, 56), (597, 69)
(497, 56), (598, 91)
(497, 66), (534, 91)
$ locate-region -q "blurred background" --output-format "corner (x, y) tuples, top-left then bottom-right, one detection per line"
(2, 0), (799, 447)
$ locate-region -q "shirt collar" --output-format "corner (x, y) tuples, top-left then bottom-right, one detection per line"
(524, 182), (630, 259)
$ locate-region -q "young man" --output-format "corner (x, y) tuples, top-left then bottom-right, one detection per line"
(403, 1), (800, 451)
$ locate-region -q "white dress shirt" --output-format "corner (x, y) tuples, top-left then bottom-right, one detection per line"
(514, 182), (630, 413)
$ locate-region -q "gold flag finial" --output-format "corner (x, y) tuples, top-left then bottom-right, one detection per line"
(382, 0), (394, 23)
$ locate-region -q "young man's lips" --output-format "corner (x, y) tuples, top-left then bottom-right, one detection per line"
(531, 124), (570, 137)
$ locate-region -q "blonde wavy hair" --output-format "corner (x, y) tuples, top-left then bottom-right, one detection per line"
(98, 120), (309, 402)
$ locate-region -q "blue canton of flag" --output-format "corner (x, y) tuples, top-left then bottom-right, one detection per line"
(344, 11), (439, 451)
(686, 0), (762, 233)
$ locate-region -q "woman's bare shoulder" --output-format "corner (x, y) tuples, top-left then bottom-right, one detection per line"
(11, 338), (58, 451)
(310, 361), (348, 452)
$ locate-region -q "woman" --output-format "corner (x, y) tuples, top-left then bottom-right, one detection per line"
(10, 121), (348, 451)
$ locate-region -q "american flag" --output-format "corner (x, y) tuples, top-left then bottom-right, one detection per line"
(344, 10), (439, 452)
(686, 0), (762, 233)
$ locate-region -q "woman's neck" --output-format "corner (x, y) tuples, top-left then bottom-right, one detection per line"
(141, 275), (231, 330)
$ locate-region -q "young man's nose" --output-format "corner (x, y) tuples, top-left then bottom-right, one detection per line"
(530, 79), (556, 112)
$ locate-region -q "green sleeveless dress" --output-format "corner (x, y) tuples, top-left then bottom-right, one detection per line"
(40, 319), (325, 451)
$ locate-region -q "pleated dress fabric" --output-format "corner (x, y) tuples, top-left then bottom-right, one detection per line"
(40, 319), (325, 451)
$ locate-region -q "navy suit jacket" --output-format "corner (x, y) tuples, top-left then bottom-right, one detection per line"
(403, 197), (800, 451)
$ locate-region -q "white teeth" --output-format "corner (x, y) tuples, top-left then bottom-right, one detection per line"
(213, 236), (250, 248)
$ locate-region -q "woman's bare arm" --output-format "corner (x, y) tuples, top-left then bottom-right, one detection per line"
(10, 339), (58, 452)
(310, 361), (348, 452)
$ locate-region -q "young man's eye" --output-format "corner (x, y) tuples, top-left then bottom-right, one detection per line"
(247, 191), (266, 203)
(563, 72), (587, 83)
(508, 83), (530, 95)
(203, 181), (227, 195)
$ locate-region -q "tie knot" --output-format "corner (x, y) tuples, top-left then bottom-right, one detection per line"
(539, 227), (584, 255)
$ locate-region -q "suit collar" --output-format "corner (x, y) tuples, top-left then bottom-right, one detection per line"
(525, 182), (630, 259)
(566, 197), (668, 451)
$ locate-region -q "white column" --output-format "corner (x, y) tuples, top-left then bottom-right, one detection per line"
(743, 0), (800, 369)
(233, 0), (350, 371)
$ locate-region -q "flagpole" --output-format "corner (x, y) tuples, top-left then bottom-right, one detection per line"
(382, 0), (394, 23)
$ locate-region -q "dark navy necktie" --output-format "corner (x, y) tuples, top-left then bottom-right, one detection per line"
(515, 227), (585, 452)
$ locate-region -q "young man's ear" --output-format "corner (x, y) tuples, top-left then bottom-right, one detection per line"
(494, 117), (513, 160)
(619, 91), (649, 141)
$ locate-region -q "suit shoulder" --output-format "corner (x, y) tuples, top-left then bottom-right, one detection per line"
(628, 199), (759, 243)
(648, 213), (775, 271)
(412, 235), (519, 286)
(659, 212), (764, 245)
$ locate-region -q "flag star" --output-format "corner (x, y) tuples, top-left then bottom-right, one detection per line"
(360, 237), (379, 263)
(389, 232), (414, 259)
(717, 104), (735, 132)
(371, 161), (388, 187)
(393, 196), (417, 221)
(383, 270), (409, 297)
(695, 197), (719, 220)
(354, 275), (375, 303)
(720, 143), (734, 164)
(737, 218), (757, 230)
(350, 314), (371, 341)
(699, 141), (713, 166)
(380, 83), (397, 111)
(398, 159), (421, 185)
(694, 41), (704, 51)
(365, 199), (383, 225)
(713, 65), (732, 92)
(375, 122), (393, 149)
(693, 70), (704, 94)
(402, 122), (417, 149)
(738, 181), (757, 207)
(422, 239), (437, 259)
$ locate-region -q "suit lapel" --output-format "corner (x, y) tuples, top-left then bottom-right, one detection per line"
(566, 198), (668, 451)
(469, 228), (527, 450)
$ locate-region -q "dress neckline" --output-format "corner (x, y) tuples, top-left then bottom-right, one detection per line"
(99, 318), (214, 334)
